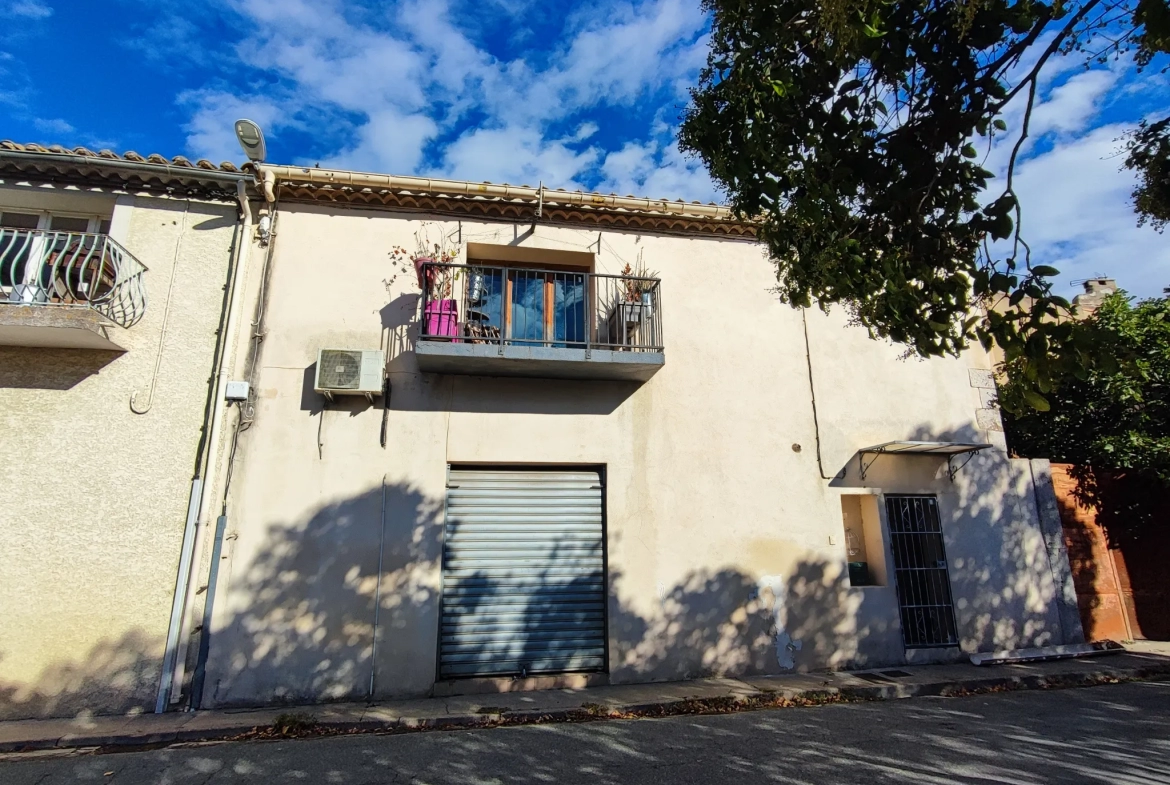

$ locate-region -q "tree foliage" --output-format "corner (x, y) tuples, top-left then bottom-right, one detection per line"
(1125, 117), (1170, 231)
(1002, 291), (1170, 483)
(680, 1), (1169, 410)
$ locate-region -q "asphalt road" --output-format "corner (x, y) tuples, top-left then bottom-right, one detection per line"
(4, 680), (1169, 784)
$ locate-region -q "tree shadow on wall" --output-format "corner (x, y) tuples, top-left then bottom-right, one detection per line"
(830, 422), (1078, 655)
(0, 444), (1092, 721)
(2, 478), (897, 720)
(607, 562), (901, 682)
(193, 482), (445, 708)
(0, 631), (163, 721)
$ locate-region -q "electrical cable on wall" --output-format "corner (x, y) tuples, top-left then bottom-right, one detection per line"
(131, 200), (190, 414)
(182, 186), (276, 711)
(318, 400), (327, 460)
(802, 309), (844, 481)
(369, 473), (388, 698)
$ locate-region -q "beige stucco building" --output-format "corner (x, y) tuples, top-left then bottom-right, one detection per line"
(0, 143), (248, 719)
(0, 143), (1084, 719)
(191, 164), (1084, 709)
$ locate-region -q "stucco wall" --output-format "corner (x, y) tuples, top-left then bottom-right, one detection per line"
(199, 204), (1070, 708)
(0, 188), (237, 719)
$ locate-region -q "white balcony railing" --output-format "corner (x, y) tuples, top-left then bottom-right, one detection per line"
(0, 229), (148, 328)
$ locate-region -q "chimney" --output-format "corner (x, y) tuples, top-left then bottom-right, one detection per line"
(1072, 277), (1117, 316)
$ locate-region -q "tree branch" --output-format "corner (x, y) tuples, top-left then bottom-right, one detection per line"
(992, 0), (1103, 112)
(1005, 76), (1038, 267)
(984, 8), (1057, 79)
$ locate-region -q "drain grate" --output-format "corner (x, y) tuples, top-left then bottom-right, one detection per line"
(881, 670), (912, 678)
(854, 673), (893, 684)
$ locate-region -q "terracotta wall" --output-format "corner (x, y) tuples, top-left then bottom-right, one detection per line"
(1053, 463), (1170, 641)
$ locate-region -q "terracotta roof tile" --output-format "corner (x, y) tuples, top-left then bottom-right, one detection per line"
(0, 140), (243, 174)
(2, 141), (736, 224)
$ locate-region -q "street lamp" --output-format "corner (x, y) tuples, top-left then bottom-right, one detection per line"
(234, 119), (267, 163)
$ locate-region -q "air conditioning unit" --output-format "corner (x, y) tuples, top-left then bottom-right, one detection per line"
(314, 349), (385, 401)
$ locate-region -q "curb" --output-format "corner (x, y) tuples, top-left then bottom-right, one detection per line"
(3, 661), (1168, 755)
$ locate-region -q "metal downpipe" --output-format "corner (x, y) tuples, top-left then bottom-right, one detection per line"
(154, 180), (254, 712)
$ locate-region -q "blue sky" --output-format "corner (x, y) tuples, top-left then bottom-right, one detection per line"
(1, 0), (1166, 298)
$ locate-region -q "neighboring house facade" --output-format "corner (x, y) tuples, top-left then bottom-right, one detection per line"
(0, 142), (1084, 719)
(0, 143), (249, 719)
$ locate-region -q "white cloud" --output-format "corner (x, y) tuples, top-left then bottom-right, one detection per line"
(437, 126), (599, 187)
(179, 90), (285, 163)
(124, 15), (210, 66)
(7, 1), (52, 19)
(162, 0), (1165, 301)
(326, 109), (438, 174)
(984, 60), (1124, 176)
(977, 56), (1169, 299)
(177, 0), (712, 201)
(1009, 124), (1168, 299)
(598, 139), (717, 202)
(84, 137), (120, 151)
(572, 122), (599, 142)
(538, 0), (707, 113)
(1029, 67), (1121, 137)
(32, 116), (72, 134)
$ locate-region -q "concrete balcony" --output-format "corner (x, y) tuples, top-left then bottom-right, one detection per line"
(414, 262), (664, 382)
(0, 229), (147, 350)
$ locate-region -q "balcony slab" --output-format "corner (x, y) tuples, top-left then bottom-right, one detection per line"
(416, 341), (663, 382)
(0, 304), (125, 351)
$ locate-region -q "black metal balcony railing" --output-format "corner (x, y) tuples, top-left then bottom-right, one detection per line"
(417, 261), (662, 352)
(0, 228), (148, 328)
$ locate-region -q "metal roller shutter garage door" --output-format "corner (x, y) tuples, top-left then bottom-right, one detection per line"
(440, 468), (606, 679)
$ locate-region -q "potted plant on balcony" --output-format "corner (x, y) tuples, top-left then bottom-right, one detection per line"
(389, 225), (462, 340)
(609, 258), (658, 339)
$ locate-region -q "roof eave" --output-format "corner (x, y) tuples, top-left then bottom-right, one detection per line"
(0, 146), (250, 201)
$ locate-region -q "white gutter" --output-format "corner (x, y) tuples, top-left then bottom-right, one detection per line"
(257, 165), (736, 222)
(154, 179), (254, 711)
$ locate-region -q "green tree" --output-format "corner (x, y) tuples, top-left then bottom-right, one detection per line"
(680, 1), (1170, 410)
(1125, 117), (1170, 231)
(1002, 291), (1170, 482)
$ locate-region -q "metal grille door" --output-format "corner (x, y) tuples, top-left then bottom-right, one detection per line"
(885, 496), (959, 648)
(440, 469), (606, 678)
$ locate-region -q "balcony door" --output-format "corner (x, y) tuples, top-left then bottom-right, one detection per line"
(1, 211), (111, 303)
(508, 269), (586, 347)
(467, 264), (587, 348)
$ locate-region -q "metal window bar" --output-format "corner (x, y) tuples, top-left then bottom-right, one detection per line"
(0, 228), (148, 328)
(885, 495), (959, 648)
(417, 261), (663, 352)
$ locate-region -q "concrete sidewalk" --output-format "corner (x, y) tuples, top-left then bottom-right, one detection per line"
(3, 647), (1169, 755)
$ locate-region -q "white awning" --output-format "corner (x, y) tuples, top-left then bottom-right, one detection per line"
(857, 441), (993, 481)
